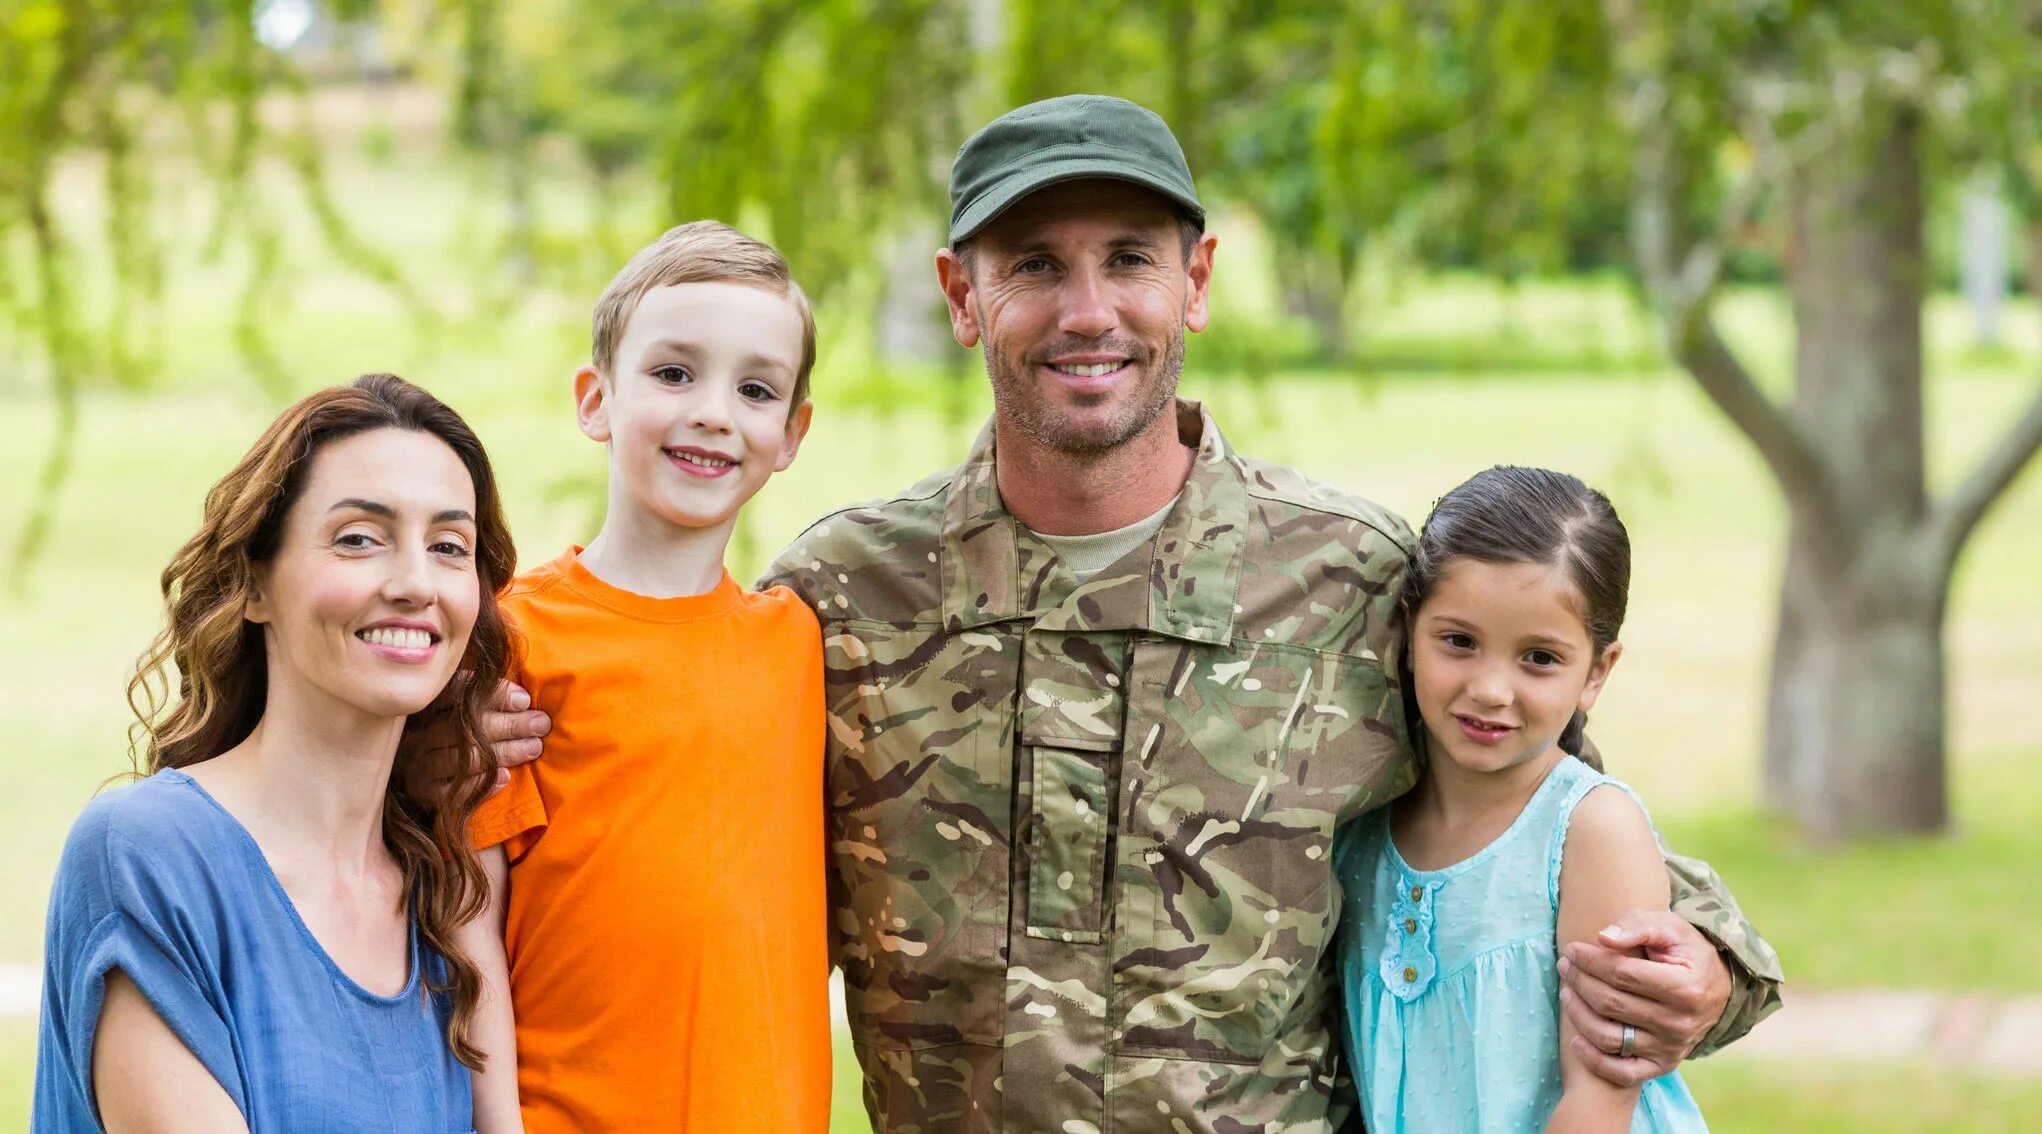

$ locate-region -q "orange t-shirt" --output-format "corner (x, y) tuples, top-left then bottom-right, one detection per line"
(470, 549), (830, 1133)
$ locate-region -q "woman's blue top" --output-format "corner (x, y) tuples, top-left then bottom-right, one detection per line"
(1335, 755), (1709, 1133)
(33, 768), (475, 1133)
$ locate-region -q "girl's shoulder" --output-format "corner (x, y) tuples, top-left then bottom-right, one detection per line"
(1552, 757), (1655, 835)
(1561, 782), (1657, 855)
(1545, 761), (1664, 907)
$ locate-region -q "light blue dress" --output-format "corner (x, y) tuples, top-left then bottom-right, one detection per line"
(1334, 755), (1709, 1133)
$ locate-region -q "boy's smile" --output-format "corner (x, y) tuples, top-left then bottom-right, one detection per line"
(666, 445), (739, 476)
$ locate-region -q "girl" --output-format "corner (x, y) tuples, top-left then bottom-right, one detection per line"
(34, 375), (521, 1133)
(1336, 466), (1708, 1133)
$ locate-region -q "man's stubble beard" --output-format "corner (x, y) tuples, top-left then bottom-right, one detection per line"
(980, 313), (1186, 459)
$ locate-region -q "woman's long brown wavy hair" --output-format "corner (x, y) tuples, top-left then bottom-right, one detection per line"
(124, 373), (516, 1070)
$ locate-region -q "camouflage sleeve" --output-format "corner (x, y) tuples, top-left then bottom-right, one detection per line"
(1662, 837), (1784, 1056)
(757, 544), (805, 600)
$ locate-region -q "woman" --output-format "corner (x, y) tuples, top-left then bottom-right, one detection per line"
(33, 374), (518, 1132)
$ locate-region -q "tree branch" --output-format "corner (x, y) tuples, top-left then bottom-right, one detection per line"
(1929, 381), (2042, 573)
(1926, 220), (2042, 571)
(1668, 313), (1834, 508)
(1622, 76), (1835, 513)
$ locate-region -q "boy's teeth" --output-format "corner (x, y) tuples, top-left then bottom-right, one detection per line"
(673, 451), (734, 468)
(1052, 362), (1122, 377)
(358, 627), (433, 649)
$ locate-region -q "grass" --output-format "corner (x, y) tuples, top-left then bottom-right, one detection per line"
(1679, 1061), (2042, 1133)
(6, 81), (2042, 1130)
(818, 1049), (2042, 1133)
(0, 1022), (28, 1133)
(5, 1029), (2037, 1133)
(1661, 746), (2042, 994)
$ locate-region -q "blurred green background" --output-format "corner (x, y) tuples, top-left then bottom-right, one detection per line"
(5, 2), (2042, 1131)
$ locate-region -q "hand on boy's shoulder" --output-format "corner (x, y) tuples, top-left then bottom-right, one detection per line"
(396, 673), (545, 802)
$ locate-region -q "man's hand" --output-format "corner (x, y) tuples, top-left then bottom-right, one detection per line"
(1556, 908), (1730, 1087)
(485, 679), (550, 780)
(400, 678), (550, 800)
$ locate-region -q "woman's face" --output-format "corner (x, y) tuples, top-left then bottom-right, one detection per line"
(246, 427), (482, 725)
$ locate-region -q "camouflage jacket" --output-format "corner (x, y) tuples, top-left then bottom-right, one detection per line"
(763, 400), (1782, 1133)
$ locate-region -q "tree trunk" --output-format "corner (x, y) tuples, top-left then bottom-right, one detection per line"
(1279, 244), (1355, 365)
(1763, 98), (1949, 834)
(1759, 530), (1812, 810)
(1766, 513), (1948, 835)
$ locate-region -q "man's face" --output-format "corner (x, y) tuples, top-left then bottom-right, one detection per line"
(938, 179), (1216, 457)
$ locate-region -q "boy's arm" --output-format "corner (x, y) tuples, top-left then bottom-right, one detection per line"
(463, 845), (523, 1134)
(1545, 787), (1667, 1134)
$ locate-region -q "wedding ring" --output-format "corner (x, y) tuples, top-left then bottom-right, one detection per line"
(1619, 1023), (1637, 1059)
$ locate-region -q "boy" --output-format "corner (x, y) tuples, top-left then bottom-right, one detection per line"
(463, 221), (829, 1132)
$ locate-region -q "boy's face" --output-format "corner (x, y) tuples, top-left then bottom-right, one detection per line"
(578, 281), (812, 535)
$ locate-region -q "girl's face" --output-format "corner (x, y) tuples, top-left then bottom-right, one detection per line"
(1410, 558), (1620, 778)
(246, 427), (482, 727)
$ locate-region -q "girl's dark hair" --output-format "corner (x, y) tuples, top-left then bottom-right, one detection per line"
(125, 373), (516, 1070)
(1406, 466), (1631, 753)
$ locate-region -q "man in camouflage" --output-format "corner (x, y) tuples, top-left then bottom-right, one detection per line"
(757, 95), (1782, 1131)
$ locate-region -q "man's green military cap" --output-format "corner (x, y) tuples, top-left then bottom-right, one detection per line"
(948, 94), (1206, 243)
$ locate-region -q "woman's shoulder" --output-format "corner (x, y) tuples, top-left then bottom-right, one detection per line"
(55, 771), (237, 912)
(68, 769), (221, 846)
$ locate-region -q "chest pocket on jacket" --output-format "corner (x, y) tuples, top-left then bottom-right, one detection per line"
(1017, 628), (1129, 945)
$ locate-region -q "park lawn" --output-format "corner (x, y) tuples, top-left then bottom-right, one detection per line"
(822, 1047), (2042, 1132)
(817, 1051), (2042, 1134)
(1679, 1060), (2042, 1133)
(1661, 745), (2042, 993)
(4, 1028), (2033, 1134)
(0, 1020), (26, 1133)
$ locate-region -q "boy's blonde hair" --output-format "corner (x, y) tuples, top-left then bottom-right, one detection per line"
(591, 220), (817, 405)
